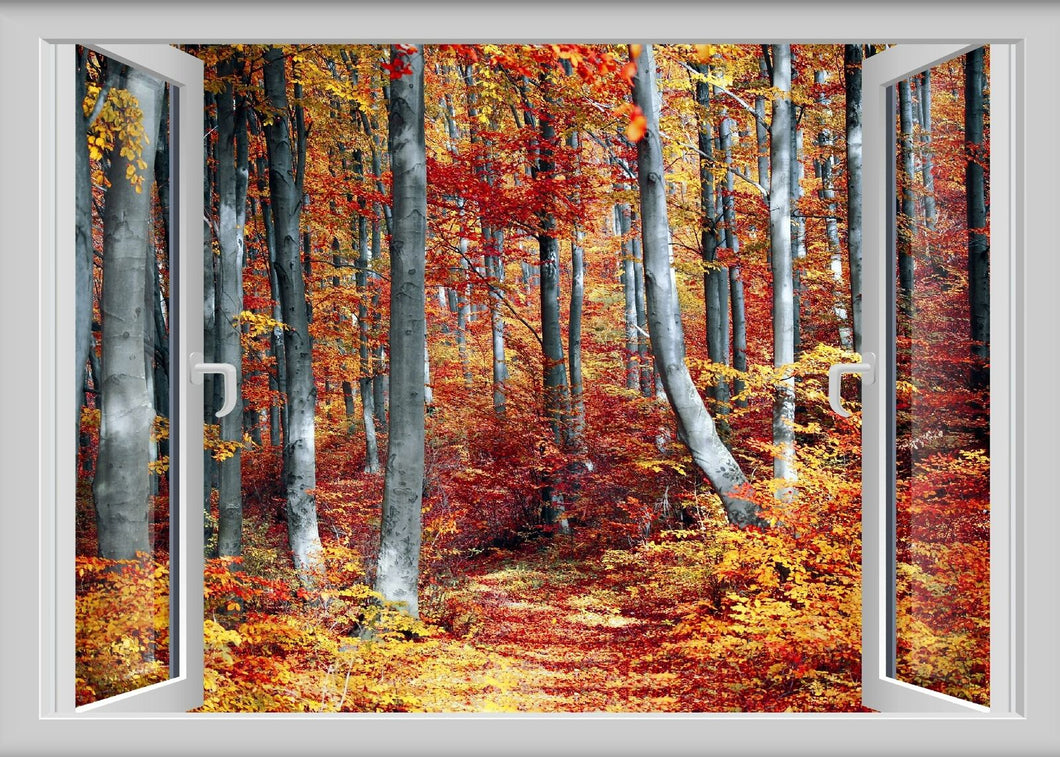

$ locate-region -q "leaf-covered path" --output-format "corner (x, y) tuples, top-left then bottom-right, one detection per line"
(423, 542), (686, 712)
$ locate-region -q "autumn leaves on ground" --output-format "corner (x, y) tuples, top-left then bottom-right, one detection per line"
(75, 42), (990, 711)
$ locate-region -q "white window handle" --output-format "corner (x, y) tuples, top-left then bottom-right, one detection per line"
(828, 352), (876, 418)
(189, 352), (238, 418)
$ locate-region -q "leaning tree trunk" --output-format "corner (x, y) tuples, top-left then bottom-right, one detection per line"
(844, 44), (864, 354)
(214, 53), (249, 559)
(94, 69), (164, 560)
(769, 44), (797, 499)
(375, 44), (426, 618)
(261, 45), (323, 581)
(965, 47), (989, 393)
(631, 44), (762, 529)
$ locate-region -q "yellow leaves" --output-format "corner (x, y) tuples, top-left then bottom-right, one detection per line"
(236, 310), (287, 337)
(204, 618), (244, 648)
(87, 86), (152, 192)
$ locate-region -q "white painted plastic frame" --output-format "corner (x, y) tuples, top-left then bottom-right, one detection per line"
(1, 3), (1055, 756)
(861, 43), (1018, 715)
(51, 42), (205, 714)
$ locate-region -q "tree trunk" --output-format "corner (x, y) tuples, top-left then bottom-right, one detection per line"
(618, 202), (640, 391)
(694, 69), (731, 423)
(353, 149), (381, 473)
(375, 44), (426, 618)
(631, 44), (762, 529)
(844, 44), (864, 354)
(919, 70), (938, 230)
(261, 45), (323, 580)
(769, 44), (797, 498)
(214, 53), (249, 558)
(897, 78), (917, 315)
(965, 48), (989, 390)
(569, 230), (586, 448)
(94, 68), (164, 560)
(816, 69), (852, 351)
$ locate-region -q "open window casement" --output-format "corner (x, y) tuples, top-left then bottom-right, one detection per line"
(858, 43), (1018, 715)
(51, 42), (204, 714)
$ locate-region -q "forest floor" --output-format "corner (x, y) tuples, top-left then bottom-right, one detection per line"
(416, 539), (686, 711)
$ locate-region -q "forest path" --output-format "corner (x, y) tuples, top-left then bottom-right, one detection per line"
(416, 540), (695, 712)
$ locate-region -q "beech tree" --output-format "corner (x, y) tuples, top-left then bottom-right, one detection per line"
(214, 51), (249, 558)
(375, 44), (427, 617)
(94, 67), (165, 560)
(769, 44), (797, 497)
(261, 45), (324, 580)
(631, 44), (762, 529)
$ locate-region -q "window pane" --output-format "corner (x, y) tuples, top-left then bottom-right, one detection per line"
(75, 47), (173, 706)
(891, 46), (990, 706)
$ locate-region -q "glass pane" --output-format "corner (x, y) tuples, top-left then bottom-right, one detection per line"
(75, 47), (173, 706)
(890, 46), (990, 706)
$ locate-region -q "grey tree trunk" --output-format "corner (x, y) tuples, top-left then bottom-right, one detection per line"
(488, 230), (508, 413)
(730, 265), (748, 405)
(918, 70), (938, 230)
(532, 76), (573, 449)
(897, 78), (917, 315)
(94, 68), (164, 560)
(815, 69), (852, 351)
(694, 69), (731, 423)
(632, 230), (653, 397)
(215, 53), (249, 558)
(631, 45), (762, 529)
(844, 44), (864, 353)
(353, 149), (381, 473)
(262, 46), (323, 580)
(965, 48), (989, 389)
(617, 203), (640, 391)
(569, 231), (586, 447)
(376, 44), (426, 618)
(769, 44), (797, 497)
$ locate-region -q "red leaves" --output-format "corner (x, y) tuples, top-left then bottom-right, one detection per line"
(614, 103), (647, 143)
(382, 44), (418, 80)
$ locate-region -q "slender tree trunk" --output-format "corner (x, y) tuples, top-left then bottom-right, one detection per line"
(730, 265), (748, 405)
(844, 44), (864, 354)
(897, 78), (917, 315)
(203, 96), (218, 546)
(965, 48), (989, 391)
(215, 54), (249, 558)
(694, 69), (731, 424)
(769, 44), (797, 499)
(919, 70), (938, 231)
(94, 69), (164, 559)
(353, 150), (381, 473)
(618, 202), (640, 390)
(488, 230), (508, 413)
(569, 231), (586, 447)
(631, 44), (762, 529)
(376, 44), (426, 617)
(262, 45), (323, 580)
(632, 229), (653, 397)
(816, 69), (852, 351)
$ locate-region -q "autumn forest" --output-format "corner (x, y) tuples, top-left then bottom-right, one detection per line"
(74, 42), (991, 712)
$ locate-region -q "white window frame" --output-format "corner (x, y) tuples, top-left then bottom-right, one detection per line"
(51, 41), (205, 715)
(1, 2), (1056, 756)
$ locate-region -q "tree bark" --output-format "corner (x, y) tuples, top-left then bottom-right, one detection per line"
(965, 48), (989, 390)
(897, 78), (917, 315)
(632, 45), (762, 529)
(214, 52), (249, 559)
(94, 68), (164, 560)
(844, 44), (864, 353)
(262, 45), (323, 580)
(816, 69), (852, 351)
(375, 44), (426, 618)
(769, 44), (797, 498)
